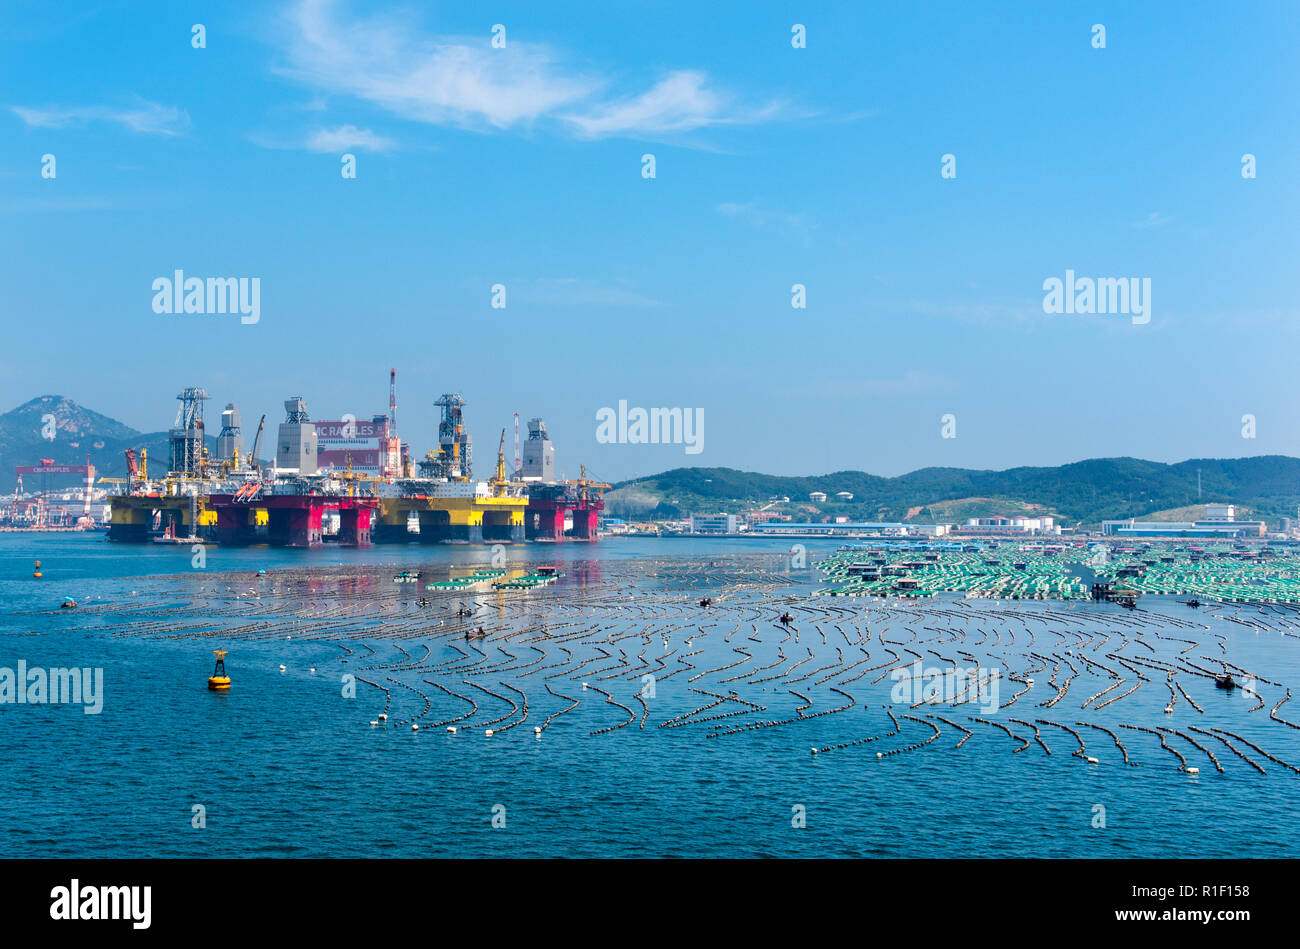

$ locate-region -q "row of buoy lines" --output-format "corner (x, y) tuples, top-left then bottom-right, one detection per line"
(47, 553), (1300, 778)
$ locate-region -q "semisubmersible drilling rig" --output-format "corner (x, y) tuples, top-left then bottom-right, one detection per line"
(105, 376), (606, 548)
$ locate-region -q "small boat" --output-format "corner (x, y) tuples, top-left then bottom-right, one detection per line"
(699, 597), (714, 608)
(1185, 599), (1201, 608)
(208, 649), (231, 691)
(1214, 673), (1236, 690)
(60, 597), (77, 609)
(466, 626), (487, 640)
(778, 611), (794, 624)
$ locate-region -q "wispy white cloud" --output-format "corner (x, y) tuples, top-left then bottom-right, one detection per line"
(276, 0), (783, 141)
(9, 100), (189, 136)
(278, 0), (595, 130)
(303, 124), (395, 152)
(562, 71), (779, 138)
(249, 123), (399, 153)
(1132, 211), (1171, 230)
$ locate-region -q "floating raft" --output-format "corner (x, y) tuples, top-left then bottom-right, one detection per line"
(816, 547), (1088, 601)
(425, 577), (490, 591)
(492, 573), (558, 590)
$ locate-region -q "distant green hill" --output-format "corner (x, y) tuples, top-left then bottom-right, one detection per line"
(0, 395), (192, 491)
(608, 457), (1300, 527)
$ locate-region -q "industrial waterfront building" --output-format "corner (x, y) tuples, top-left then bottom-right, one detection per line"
(752, 521), (949, 538)
(1101, 519), (1266, 538)
(1101, 503), (1265, 538)
(689, 513), (741, 534)
(954, 516), (1059, 535)
(315, 416), (398, 477)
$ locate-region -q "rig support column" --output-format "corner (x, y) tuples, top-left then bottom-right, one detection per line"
(215, 506), (259, 546)
(268, 505), (323, 548)
(527, 505), (566, 543)
(108, 503), (151, 542)
(338, 506), (372, 548)
(572, 506), (599, 541)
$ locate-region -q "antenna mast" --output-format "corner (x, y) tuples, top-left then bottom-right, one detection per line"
(389, 368), (398, 431)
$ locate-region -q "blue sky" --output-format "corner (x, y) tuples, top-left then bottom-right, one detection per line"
(2, 0), (1297, 482)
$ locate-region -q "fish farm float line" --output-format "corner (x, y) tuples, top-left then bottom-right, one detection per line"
(27, 552), (1300, 785)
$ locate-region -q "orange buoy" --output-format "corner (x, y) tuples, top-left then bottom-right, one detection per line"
(33, 560), (42, 579)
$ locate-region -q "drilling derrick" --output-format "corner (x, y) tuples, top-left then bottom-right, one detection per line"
(420, 394), (472, 480)
(168, 387), (210, 477)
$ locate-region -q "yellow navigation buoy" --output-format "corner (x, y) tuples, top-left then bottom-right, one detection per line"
(208, 650), (231, 691)
(34, 560), (42, 579)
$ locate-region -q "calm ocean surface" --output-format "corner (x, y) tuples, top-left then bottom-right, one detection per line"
(1, 532), (1297, 858)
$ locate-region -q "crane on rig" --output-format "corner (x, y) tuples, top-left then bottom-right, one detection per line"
(572, 465), (611, 503)
(248, 414), (267, 473)
(490, 428), (511, 495)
